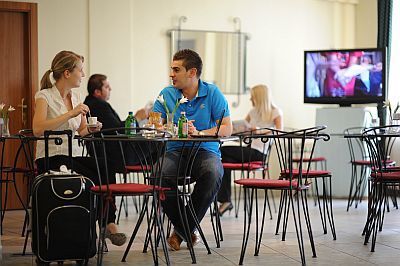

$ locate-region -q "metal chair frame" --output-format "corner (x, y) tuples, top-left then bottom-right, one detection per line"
(235, 126), (330, 265)
(362, 125), (400, 252)
(223, 130), (275, 219)
(83, 127), (170, 265)
(344, 127), (371, 211)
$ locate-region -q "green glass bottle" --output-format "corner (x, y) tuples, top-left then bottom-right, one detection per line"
(125, 111), (134, 135)
(178, 111), (188, 138)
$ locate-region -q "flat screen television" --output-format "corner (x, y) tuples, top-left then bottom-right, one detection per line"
(304, 48), (386, 106)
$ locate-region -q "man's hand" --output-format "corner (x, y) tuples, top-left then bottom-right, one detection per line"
(135, 108), (148, 121)
(188, 120), (197, 135)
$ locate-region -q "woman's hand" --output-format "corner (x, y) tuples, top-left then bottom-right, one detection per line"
(71, 103), (90, 118)
(87, 121), (103, 133)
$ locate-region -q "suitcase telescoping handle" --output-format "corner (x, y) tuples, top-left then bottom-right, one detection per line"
(44, 130), (73, 173)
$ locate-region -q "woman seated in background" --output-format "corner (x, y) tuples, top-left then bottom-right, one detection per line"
(32, 50), (127, 246)
(217, 84), (283, 215)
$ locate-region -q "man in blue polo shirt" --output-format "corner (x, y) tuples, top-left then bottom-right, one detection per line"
(154, 49), (232, 251)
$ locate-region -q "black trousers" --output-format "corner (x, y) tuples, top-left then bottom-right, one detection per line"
(217, 146), (264, 203)
(36, 155), (117, 224)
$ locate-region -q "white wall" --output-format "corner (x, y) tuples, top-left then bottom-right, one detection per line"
(355, 0), (377, 48)
(14, 0), (377, 124)
(88, 0), (134, 117)
(36, 0), (89, 95)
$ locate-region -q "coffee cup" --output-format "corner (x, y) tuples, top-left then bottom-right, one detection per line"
(88, 117), (97, 126)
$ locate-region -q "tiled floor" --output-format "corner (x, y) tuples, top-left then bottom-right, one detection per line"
(1, 195), (400, 265)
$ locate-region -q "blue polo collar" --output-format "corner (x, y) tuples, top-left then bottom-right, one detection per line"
(197, 79), (208, 98)
(174, 79), (208, 99)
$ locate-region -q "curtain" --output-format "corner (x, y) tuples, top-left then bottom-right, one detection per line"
(377, 0), (393, 67)
(377, 0), (393, 125)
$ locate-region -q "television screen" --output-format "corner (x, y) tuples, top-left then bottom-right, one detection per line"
(304, 48), (386, 106)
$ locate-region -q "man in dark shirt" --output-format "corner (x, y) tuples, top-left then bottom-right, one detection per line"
(84, 74), (150, 169)
(84, 74), (122, 130)
(84, 74), (125, 169)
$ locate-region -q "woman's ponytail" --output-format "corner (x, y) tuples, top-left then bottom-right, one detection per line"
(40, 69), (53, 90)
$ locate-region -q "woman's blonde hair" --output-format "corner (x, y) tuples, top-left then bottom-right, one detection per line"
(251, 84), (274, 122)
(40, 50), (84, 90)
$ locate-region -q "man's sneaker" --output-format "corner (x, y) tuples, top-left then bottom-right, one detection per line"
(167, 231), (183, 251)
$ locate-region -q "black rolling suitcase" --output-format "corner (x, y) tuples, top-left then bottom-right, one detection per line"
(31, 130), (97, 265)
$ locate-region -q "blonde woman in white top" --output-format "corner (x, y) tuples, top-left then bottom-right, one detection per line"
(33, 50), (126, 246)
(217, 84), (283, 215)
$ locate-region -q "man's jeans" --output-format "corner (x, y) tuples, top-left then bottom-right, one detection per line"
(160, 149), (223, 240)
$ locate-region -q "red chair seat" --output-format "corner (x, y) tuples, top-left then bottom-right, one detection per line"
(281, 169), (331, 177)
(222, 161), (264, 170)
(371, 165), (400, 172)
(352, 160), (371, 165)
(385, 165), (400, 171)
(357, 160), (395, 167)
(125, 165), (152, 172)
(371, 171), (400, 181)
(91, 183), (169, 194)
(385, 160), (396, 165)
(234, 178), (298, 188)
(293, 156), (326, 163)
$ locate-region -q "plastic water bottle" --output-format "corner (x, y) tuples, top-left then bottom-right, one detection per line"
(178, 111), (188, 138)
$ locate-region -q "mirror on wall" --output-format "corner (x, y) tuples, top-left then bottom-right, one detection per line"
(169, 29), (249, 106)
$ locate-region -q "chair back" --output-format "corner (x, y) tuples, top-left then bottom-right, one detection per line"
(233, 129), (273, 173)
(362, 125), (399, 174)
(244, 126), (330, 187)
(284, 127), (326, 166)
(17, 129), (37, 172)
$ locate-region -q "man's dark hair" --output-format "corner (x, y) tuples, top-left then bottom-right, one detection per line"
(173, 49), (202, 78)
(87, 74), (107, 95)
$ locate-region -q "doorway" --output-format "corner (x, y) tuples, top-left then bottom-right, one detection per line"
(0, 1), (38, 210)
